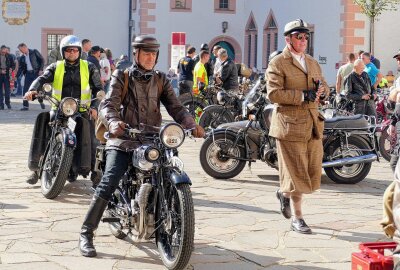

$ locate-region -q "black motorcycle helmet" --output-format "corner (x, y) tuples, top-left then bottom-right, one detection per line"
(200, 43), (209, 52)
(132, 35), (160, 71)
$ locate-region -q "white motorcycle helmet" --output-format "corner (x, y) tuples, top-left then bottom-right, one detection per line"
(59, 35), (82, 59)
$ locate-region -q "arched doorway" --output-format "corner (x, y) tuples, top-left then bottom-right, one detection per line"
(209, 35), (242, 63)
(213, 41), (235, 61)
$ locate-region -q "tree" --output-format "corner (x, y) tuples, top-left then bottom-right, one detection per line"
(353, 0), (400, 54)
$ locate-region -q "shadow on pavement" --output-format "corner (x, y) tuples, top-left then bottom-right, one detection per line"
(97, 241), (164, 267)
(0, 203), (29, 209)
(193, 197), (273, 214)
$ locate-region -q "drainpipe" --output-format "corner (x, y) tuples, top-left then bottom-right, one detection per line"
(128, 0), (133, 61)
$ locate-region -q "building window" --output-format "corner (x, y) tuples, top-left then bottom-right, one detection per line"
(247, 35), (252, 67)
(263, 10), (278, 69)
(41, 28), (73, 65)
(307, 31), (314, 56)
(175, 0), (186, 8)
(254, 34), (258, 68)
(214, 0), (236, 13)
(219, 0), (228, 9)
(47, 34), (67, 59)
(132, 0), (136, 10)
(170, 0), (192, 11)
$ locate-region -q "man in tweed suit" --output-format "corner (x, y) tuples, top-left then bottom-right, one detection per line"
(266, 19), (328, 234)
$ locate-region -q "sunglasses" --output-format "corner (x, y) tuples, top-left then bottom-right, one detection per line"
(65, 48), (79, 53)
(292, 33), (310, 41)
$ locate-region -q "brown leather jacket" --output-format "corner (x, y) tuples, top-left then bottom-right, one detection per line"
(99, 67), (195, 151)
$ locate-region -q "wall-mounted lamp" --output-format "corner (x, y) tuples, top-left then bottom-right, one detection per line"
(222, 21), (228, 33)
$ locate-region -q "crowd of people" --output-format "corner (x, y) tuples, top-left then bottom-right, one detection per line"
(0, 39), (135, 110)
(175, 42), (240, 97)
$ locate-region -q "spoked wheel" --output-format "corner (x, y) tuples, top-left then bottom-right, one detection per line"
(105, 189), (128, 239)
(379, 125), (394, 162)
(198, 106), (234, 131)
(199, 133), (246, 179)
(324, 136), (372, 184)
(40, 133), (73, 199)
(180, 95), (206, 123)
(156, 183), (194, 270)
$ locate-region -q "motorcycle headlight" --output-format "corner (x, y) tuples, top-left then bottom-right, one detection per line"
(60, 98), (78, 116)
(160, 123), (185, 148)
(145, 147), (161, 162)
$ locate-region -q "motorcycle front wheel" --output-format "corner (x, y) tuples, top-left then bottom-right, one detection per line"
(156, 183), (194, 270)
(40, 133), (74, 199)
(199, 133), (246, 179)
(198, 106), (235, 130)
(324, 136), (372, 184)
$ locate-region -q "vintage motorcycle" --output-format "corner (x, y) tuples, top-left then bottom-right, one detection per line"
(198, 89), (246, 131)
(199, 79), (379, 184)
(178, 83), (220, 123)
(37, 84), (104, 199)
(98, 123), (194, 270)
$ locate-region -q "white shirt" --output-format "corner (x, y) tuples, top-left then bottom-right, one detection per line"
(100, 58), (111, 81)
(290, 52), (307, 72)
(25, 52), (33, 71)
(213, 58), (222, 76)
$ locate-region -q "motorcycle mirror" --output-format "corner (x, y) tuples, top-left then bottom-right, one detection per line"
(96, 90), (106, 100)
(43, 83), (52, 93)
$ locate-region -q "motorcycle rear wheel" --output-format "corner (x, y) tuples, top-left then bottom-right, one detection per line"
(324, 136), (372, 184)
(198, 106), (235, 130)
(40, 133), (73, 199)
(200, 133), (246, 179)
(156, 183), (194, 270)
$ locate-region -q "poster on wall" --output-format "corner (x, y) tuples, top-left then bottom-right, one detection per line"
(171, 32), (186, 73)
(2, 0), (30, 25)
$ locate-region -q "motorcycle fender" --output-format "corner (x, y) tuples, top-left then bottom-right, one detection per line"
(170, 171), (192, 185)
(205, 128), (239, 141)
(60, 128), (77, 148)
(202, 104), (223, 112)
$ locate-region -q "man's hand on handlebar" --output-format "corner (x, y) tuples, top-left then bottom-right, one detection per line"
(192, 124), (205, 138)
(108, 121), (126, 137)
(24, 90), (38, 101)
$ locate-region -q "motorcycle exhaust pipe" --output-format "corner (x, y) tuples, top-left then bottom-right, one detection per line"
(322, 154), (377, 168)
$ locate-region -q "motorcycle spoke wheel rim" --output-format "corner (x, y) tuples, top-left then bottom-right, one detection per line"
(43, 140), (63, 189)
(159, 185), (182, 261)
(206, 139), (241, 173)
(332, 145), (364, 177)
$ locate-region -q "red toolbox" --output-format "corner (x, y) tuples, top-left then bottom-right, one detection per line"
(351, 242), (397, 270)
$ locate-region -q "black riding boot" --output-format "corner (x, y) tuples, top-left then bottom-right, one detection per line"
(79, 196), (108, 257)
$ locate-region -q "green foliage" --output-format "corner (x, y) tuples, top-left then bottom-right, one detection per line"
(353, 0), (400, 18)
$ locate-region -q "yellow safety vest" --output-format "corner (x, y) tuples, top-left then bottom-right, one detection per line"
(52, 59), (91, 112)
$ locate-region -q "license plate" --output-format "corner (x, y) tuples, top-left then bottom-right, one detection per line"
(67, 117), (76, 132)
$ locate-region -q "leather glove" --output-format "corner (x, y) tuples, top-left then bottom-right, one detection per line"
(303, 90), (317, 102)
(192, 124), (205, 138)
(108, 121), (126, 137)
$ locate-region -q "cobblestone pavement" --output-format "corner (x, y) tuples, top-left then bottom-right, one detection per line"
(0, 97), (394, 269)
